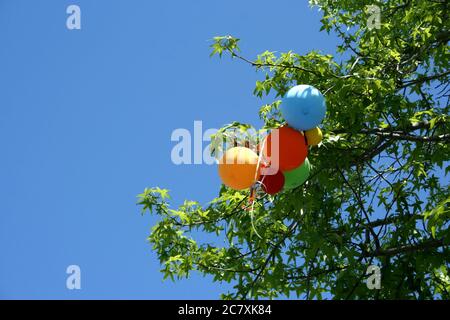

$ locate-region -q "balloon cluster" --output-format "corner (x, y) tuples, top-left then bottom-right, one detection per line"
(218, 85), (326, 195)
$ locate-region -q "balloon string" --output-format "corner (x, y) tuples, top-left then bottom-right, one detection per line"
(248, 136), (269, 240)
(249, 187), (255, 205)
(247, 134), (268, 240)
(249, 185), (263, 240)
(255, 130), (269, 180)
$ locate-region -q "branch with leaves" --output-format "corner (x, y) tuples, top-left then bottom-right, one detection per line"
(139, 0), (450, 299)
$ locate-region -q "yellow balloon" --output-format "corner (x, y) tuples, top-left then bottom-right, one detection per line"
(218, 147), (259, 190)
(305, 127), (323, 146)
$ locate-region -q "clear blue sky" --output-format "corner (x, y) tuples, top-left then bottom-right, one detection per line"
(0, 0), (338, 299)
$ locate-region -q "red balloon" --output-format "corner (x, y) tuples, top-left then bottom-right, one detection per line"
(259, 170), (285, 195)
(262, 126), (308, 172)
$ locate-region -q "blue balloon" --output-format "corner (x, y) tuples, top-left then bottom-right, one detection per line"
(280, 85), (326, 131)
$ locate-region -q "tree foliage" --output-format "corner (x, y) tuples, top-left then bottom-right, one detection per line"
(138, 0), (450, 299)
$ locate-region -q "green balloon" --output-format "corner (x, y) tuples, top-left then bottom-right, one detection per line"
(283, 158), (311, 190)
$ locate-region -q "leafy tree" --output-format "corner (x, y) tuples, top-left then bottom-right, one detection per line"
(138, 0), (450, 299)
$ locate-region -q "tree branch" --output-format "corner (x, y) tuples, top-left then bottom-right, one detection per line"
(370, 132), (450, 142)
(399, 70), (450, 89)
(333, 119), (445, 136)
(230, 51), (321, 77)
(366, 238), (447, 257)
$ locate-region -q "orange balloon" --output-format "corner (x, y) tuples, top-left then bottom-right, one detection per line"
(262, 126), (308, 172)
(218, 147), (260, 190)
